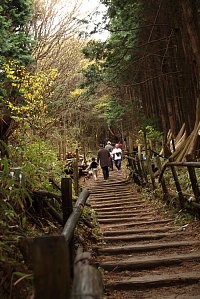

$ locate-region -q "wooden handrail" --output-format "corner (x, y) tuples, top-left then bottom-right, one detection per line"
(33, 186), (90, 299)
(62, 188), (90, 242)
(126, 152), (200, 207)
(159, 161), (200, 182)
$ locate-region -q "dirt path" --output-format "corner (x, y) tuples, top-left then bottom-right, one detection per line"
(87, 169), (200, 299)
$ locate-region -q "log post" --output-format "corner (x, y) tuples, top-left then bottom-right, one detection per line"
(141, 159), (148, 184)
(156, 156), (169, 202)
(146, 156), (156, 190)
(186, 154), (200, 201)
(138, 144), (141, 159)
(72, 250), (103, 299)
(136, 157), (143, 181)
(170, 165), (184, 208)
(33, 235), (71, 299)
(61, 177), (73, 226)
(73, 148), (79, 196)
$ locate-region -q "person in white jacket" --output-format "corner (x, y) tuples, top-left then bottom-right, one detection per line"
(111, 144), (122, 170)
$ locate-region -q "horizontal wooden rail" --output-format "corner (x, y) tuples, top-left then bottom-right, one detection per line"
(62, 188), (90, 242)
(126, 152), (200, 209)
(125, 155), (137, 160)
(159, 161), (200, 182)
(33, 185), (90, 299)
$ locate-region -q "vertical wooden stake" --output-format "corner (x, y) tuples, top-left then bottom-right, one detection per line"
(33, 235), (71, 299)
(186, 154), (200, 201)
(156, 156), (169, 202)
(147, 156), (156, 190)
(138, 144), (141, 160)
(73, 148), (79, 196)
(61, 177), (73, 226)
(170, 165), (184, 208)
(141, 159), (148, 184)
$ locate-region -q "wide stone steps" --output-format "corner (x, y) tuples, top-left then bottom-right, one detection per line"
(88, 169), (200, 298)
(97, 240), (200, 255)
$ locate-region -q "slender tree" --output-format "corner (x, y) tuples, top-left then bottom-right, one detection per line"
(0, 0), (34, 157)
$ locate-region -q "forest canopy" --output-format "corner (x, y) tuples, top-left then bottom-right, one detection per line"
(0, 0), (200, 163)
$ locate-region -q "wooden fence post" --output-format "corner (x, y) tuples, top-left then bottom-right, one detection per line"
(61, 177), (73, 226)
(33, 235), (71, 299)
(141, 159), (148, 184)
(186, 154), (200, 201)
(73, 148), (79, 196)
(156, 156), (169, 202)
(135, 156), (143, 180)
(170, 165), (184, 208)
(72, 250), (103, 299)
(146, 156), (156, 189)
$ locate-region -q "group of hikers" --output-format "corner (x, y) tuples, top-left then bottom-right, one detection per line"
(88, 141), (123, 180)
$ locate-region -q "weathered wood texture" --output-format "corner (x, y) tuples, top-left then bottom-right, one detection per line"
(33, 235), (71, 299)
(73, 149), (79, 196)
(101, 252), (200, 271)
(106, 272), (200, 290)
(72, 252), (103, 299)
(61, 177), (73, 225)
(32, 190), (61, 201)
(97, 240), (200, 255)
(186, 155), (200, 201)
(62, 188), (90, 242)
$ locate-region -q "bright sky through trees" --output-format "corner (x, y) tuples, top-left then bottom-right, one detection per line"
(79, 0), (109, 41)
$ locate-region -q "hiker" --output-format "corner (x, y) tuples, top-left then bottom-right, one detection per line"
(112, 143), (122, 170)
(88, 157), (98, 180)
(105, 141), (113, 170)
(97, 145), (110, 180)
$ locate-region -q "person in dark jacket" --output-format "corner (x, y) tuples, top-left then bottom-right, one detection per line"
(105, 141), (113, 170)
(97, 145), (110, 180)
(89, 157), (98, 180)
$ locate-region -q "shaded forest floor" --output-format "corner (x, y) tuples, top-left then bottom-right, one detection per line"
(1, 165), (200, 299)
(83, 166), (200, 298)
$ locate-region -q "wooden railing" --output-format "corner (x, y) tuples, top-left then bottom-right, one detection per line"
(126, 153), (200, 210)
(33, 178), (103, 299)
(159, 160), (200, 209)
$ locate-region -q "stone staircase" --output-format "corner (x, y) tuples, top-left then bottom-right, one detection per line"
(88, 169), (200, 299)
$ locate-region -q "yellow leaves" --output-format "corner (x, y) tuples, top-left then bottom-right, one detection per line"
(70, 88), (85, 96)
(2, 60), (58, 125)
(80, 59), (95, 69)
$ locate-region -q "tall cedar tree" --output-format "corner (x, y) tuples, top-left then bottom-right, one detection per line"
(82, 0), (200, 159)
(0, 0), (34, 157)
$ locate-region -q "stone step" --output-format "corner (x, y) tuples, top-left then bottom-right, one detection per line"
(103, 231), (184, 242)
(91, 197), (142, 203)
(98, 216), (153, 224)
(105, 271), (200, 291)
(97, 240), (200, 255)
(92, 201), (145, 209)
(96, 208), (153, 215)
(102, 226), (174, 236)
(97, 212), (155, 219)
(93, 206), (152, 212)
(102, 219), (172, 228)
(100, 252), (200, 271)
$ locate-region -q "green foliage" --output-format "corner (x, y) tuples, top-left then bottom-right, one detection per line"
(81, 0), (142, 89)
(80, 0), (144, 141)
(0, 157), (28, 226)
(0, 136), (64, 227)
(0, 0), (35, 158)
(9, 137), (63, 190)
(0, 0), (34, 65)
(137, 120), (162, 149)
(93, 95), (125, 128)
(80, 62), (103, 92)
